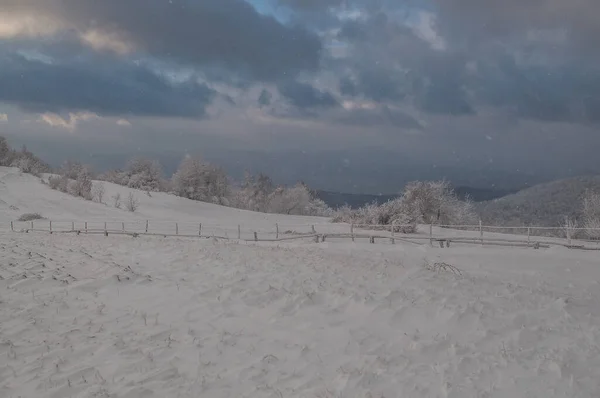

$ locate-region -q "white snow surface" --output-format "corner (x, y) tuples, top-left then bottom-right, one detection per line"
(1, 167), (600, 397)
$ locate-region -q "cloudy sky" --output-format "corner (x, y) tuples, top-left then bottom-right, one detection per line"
(1, 0), (600, 193)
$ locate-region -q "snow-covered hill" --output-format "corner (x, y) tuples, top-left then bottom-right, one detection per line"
(0, 167), (328, 230)
(1, 167), (600, 397)
(477, 175), (600, 227)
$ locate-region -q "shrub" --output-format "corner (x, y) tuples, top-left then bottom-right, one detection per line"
(125, 193), (139, 212)
(48, 175), (69, 192)
(112, 193), (122, 209)
(18, 213), (45, 221)
(92, 182), (106, 203)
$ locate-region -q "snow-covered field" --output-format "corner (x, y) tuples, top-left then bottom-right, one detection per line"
(2, 167), (600, 397)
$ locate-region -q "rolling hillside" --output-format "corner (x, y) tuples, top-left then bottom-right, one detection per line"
(477, 175), (600, 227)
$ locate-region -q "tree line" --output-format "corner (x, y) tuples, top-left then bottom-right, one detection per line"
(5, 134), (598, 237)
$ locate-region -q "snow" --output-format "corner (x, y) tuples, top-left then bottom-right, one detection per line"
(1, 167), (600, 397)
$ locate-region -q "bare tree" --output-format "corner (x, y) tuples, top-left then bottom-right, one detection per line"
(69, 169), (93, 200)
(125, 193), (139, 212)
(112, 193), (122, 209)
(0, 136), (11, 166)
(92, 182), (106, 203)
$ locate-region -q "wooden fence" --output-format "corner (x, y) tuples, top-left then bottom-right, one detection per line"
(6, 219), (600, 250)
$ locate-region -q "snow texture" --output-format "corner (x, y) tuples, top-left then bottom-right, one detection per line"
(1, 167), (600, 397)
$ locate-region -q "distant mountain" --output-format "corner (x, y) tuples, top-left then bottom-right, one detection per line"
(453, 186), (520, 202)
(315, 191), (399, 209)
(476, 175), (600, 227)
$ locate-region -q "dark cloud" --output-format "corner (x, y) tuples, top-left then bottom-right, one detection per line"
(334, 106), (422, 129)
(275, 0), (344, 11)
(258, 89), (273, 107)
(339, 77), (358, 97)
(1, 0), (323, 81)
(433, 0), (600, 56)
(355, 68), (406, 102)
(475, 55), (600, 123)
(334, 12), (473, 115)
(277, 80), (338, 109)
(328, 2), (600, 122)
(0, 52), (215, 118)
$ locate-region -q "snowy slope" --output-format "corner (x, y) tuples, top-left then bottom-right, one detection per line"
(0, 167), (329, 233)
(1, 167), (600, 397)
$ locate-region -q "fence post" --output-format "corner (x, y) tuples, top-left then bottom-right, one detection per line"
(104, 222), (107, 233)
(254, 232), (258, 242)
(10, 221), (13, 231)
(122, 222), (125, 232)
(429, 224), (433, 246)
(311, 225), (316, 234)
(145, 220), (149, 233)
(479, 219), (483, 245)
(276, 223), (279, 239)
(49, 221), (52, 233)
(85, 222), (87, 234)
(199, 223), (202, 236)
(567, 224), (572, 246)
(527, 227), (531, 246)
(351, 223), (355, 242)
(238, 225), (241, 240)
(391, 221), (395, 244)
(176, 223), (179, 235)
(31, 221), (34, 230)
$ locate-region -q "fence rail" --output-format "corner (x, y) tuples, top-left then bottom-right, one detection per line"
(6, 219), (600, 250)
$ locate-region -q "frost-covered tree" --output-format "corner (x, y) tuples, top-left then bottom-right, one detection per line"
(67, 167), (93, 200)
(267, 185), (311, 215)
(172, 156), (205, 200)
(266, 183), (330, 216)
(201, 164), (230, 205)
(124, 157), (165, 191)
(60, 160), (87, 180)
(401, 180), (476, 225)
(92, 182), (106, 203)
(0, 136), (9, 166)
(583, 190), (600, 239)
(171, 156), (229, 204)
(99, 157), (165, 192)
(332, 180), (475, 232)
(233, 172), (274, 212)
(8, 144), (51, 176)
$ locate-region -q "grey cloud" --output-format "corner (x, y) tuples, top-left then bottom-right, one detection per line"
(434, 0), (600, 56)
(339, 77), (358, 97)
(275, 0), (344, 11)
(277, 80), (339, 109)
(0, 52), (215, 118)
(475, 54), (600, 123)
(334, 106), (422, 129)
(1, 0), (322, 81)
(258, 89), (273, 107)
(331, 3), (600, 121)
(334, 12), (473, 115)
